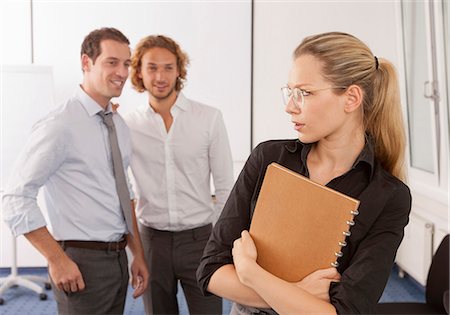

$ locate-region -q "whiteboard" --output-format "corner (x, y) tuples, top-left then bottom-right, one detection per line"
(1, 65), (56, 190)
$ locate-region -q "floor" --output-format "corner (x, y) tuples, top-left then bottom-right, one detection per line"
(0, 264), (425, 314)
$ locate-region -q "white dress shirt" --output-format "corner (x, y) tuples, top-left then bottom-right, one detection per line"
(2, 86), (133, 241)
(124, 93), (234, 231)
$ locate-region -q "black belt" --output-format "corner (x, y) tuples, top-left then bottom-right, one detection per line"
(144, 223), (212, 240)
(147, 223), (212, 237)
(57, 239), (127, 251)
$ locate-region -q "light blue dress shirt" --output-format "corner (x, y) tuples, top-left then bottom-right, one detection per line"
(2, 86), (133, 241)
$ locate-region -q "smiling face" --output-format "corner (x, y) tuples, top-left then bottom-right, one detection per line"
(285, 54), (350, 144)
(138, 47), (180, 103)
(81, 39), (131, 108)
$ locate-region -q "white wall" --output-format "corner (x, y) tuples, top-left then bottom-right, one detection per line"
(1, 0), (32, 64)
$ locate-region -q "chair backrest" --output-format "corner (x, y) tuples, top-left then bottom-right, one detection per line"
(426, 234), (449, 313)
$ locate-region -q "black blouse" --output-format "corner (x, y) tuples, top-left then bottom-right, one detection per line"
(197, 139), (412, 314)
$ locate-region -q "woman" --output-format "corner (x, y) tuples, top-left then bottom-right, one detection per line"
(196, 32), (411, 314)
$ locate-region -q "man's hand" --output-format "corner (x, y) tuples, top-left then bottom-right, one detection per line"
(24, 227), (85, 294)
(130, 254), (149, 298)
(48, 254), (85, 293)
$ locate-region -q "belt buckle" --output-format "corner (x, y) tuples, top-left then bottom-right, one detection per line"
(107, 241), (119, 252)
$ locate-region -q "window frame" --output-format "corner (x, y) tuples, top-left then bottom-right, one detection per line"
(397, 0), (449, 205)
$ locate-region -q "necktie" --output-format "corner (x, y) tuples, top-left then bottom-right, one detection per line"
(98, 111), (134, 236)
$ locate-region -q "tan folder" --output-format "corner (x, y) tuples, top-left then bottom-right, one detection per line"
(249, 163), (360, 282)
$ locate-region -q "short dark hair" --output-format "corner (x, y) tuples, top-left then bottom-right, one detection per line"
(80, 27), (130, 65)
(131, 35), (189, 92)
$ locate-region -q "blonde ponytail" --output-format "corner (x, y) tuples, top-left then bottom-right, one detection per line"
(367, 59), (406, 181)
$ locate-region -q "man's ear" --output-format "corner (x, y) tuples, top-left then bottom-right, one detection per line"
(81, 54), (92, 72)
(344, 84), (363, 113)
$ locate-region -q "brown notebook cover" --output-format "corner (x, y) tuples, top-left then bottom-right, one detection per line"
(249, 163), (360, 282)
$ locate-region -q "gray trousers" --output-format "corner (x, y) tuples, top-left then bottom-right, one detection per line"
(140, 223), (222, 315)
(51, 246), (129, 315)
(230, 303), (278, 315)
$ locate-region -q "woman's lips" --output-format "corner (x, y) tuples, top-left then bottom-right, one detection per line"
(293, 122), (305, 131)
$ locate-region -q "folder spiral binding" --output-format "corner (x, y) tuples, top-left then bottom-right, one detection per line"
(249, 163), (360, 282)
(331, 209), (359, 267)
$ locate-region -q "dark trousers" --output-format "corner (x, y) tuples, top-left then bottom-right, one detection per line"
(230, 303), (278, 315)
(140, 223), (222, 315)
(51, 246), (129, 315)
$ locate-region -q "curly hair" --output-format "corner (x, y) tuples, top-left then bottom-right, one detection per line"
(131, 35), (189, 92)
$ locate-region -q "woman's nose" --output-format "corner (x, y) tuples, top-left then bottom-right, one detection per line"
(285, 96), (301, 114)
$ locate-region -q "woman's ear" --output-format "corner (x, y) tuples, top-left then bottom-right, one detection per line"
(344, 85), (363, 113)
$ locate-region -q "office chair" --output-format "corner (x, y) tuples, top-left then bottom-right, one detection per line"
(0, 235), (51, 305)
(376, 234), (449, 314)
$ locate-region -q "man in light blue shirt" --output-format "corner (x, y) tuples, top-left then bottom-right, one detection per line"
(2, 27), (148, 314)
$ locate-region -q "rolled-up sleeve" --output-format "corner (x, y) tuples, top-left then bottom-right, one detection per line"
(2, 119), (66, 236)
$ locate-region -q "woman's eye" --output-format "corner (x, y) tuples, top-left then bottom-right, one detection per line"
(300, 90), (311, 97)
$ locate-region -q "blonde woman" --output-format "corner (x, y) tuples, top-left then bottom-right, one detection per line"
(197, 32), (411, 314)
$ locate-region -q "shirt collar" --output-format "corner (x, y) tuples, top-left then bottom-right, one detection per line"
(356, 135), (376, 178)
(173, 92), (191, 112)
(143, 92), (191, 114)
(286, 136), (376, 179)
(75, 85), (113, 117)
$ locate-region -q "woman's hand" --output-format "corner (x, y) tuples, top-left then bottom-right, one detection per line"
(232, 230), (259, 285)
(295, 268), (341, 302)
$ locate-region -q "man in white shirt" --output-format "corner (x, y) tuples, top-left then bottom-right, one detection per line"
(2, 27), (148, 314)
(125, 35), (234, 314)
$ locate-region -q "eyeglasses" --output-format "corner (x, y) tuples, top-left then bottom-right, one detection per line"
(281, 85), (347, 110)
